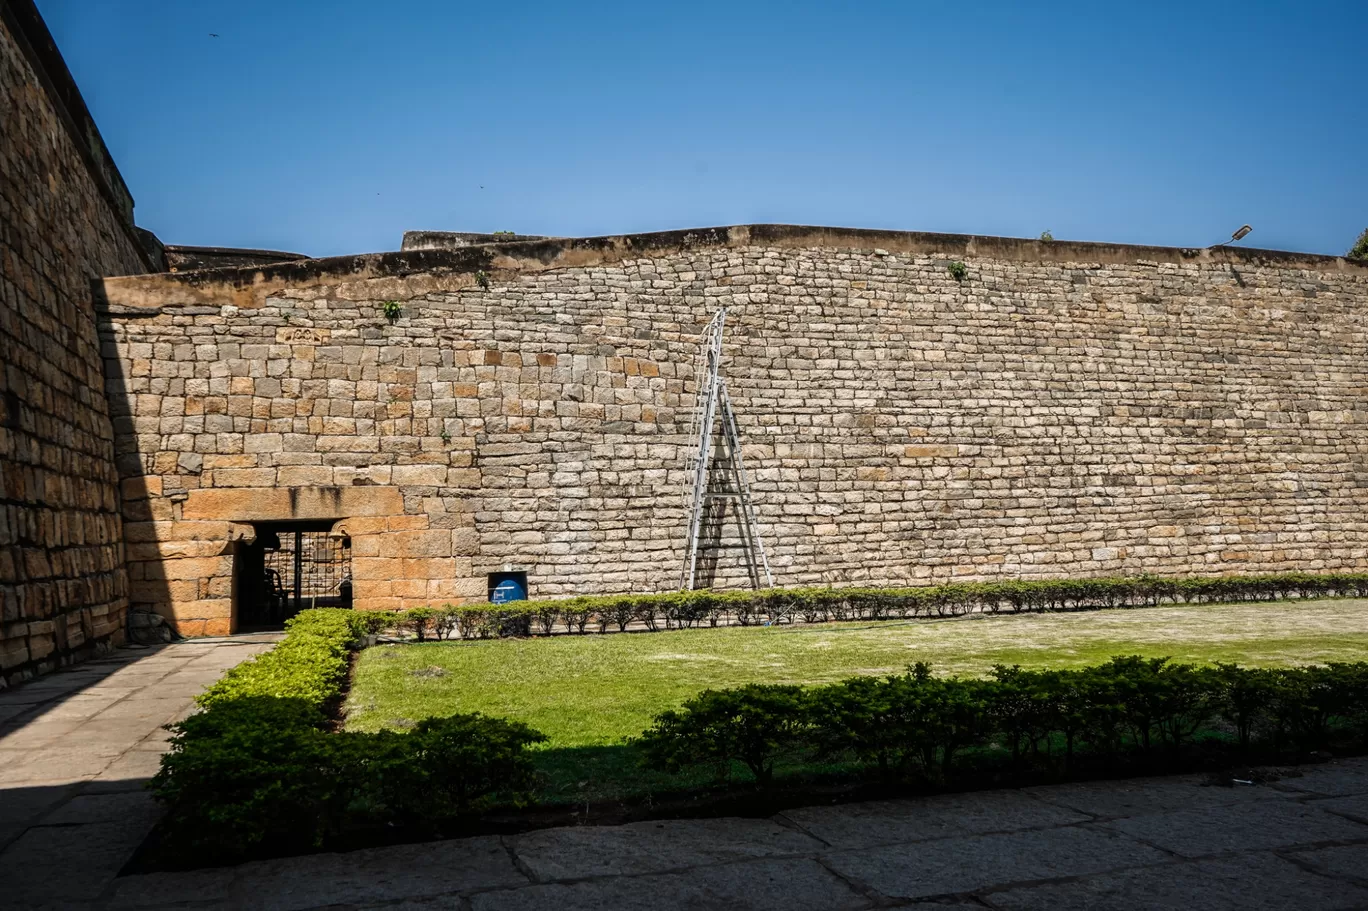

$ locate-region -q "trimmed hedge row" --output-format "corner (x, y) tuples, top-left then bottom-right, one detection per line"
(639, 658), (1368, 786)
(371, 571), (1368, 641)
(151, 610), (546, 864)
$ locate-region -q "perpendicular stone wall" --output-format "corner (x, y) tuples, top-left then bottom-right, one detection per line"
(0, 3), (153, 684)
(97, 228), (1368, 634)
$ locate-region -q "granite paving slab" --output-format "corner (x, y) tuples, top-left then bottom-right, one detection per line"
(782, 788), (1089, 849)
(987, 852), (1368, 911)
(510, 816), (824, 879)
(821, 823), (1164, 899)
(1102, 797), (1368, 858)
(467, 857), (868, 911)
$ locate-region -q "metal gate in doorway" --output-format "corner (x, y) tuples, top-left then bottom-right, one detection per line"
(236, 523), (352, 630)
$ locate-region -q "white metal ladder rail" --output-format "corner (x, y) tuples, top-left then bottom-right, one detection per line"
(680, 309), (773, 591)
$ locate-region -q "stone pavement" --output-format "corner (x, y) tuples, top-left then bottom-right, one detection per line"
(90, 758), (1368, 910)
(0, 634), (278, 909)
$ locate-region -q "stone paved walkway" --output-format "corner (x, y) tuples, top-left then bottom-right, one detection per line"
(6, 642), (1368, 910)
(0, 635), (278, 909)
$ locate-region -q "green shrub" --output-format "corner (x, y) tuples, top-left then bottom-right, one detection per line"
(1349, 228), (1368, 262)
(151, 608), (546, 864)
(152, 697), (348, 861)
(1205, 662), (1276, 751)
(362, 714), (547, 825)
(404, 606), (438, 641)
(366, 571), (1368, 646)
(198, 609), (359, 709)
(641, 658), (1368, 788)
(639, 684), (809, 786)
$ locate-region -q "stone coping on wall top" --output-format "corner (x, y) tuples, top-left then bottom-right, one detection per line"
(96, 223), (1368, 312)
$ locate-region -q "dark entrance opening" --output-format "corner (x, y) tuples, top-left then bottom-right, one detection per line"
(235, 521), (352, 631)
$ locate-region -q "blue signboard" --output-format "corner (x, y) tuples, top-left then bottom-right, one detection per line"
(489, 572), (527, 604)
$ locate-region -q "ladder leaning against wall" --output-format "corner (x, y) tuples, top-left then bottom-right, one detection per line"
(680, 308), (774, 591)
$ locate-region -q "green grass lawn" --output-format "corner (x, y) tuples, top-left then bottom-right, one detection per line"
(344, 599), (1368, 801)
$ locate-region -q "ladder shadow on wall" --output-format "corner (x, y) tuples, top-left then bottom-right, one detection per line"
(691, 439), (768, 591)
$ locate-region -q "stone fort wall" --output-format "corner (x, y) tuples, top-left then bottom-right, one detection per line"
(97, 226), (1368, 635)
(1, 1), (156, 683)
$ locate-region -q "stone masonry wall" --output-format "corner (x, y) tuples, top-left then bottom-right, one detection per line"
(98, 230), (1368, 634)
(1, 8), (151, 683)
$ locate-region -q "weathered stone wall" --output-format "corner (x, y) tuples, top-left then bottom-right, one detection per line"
(98, 228), (1368, 633)
(1, 2), (152, 683)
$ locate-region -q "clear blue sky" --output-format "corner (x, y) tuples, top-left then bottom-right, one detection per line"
(39, 0), (1367, 258)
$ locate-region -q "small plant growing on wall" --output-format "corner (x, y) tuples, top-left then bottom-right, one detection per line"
(1350, 228), (1368, 262)
(440, 428), (452, 444)
(474, 270), (491, 290)
(382, 300), (403, 322)
(947, 261), (968, 282)
(492, 230), (515, 236)
(1039, 230), (1054, 242)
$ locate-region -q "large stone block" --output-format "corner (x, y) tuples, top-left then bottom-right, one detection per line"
(181, 486), (404, 521)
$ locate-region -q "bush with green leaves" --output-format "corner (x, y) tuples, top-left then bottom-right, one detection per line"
(639, 684), (809, 786)
(197, 609), (360, 709)
(151, 608), (545, 864)
(363, 571), (1368, 644)
(639, 657), (1368, 788)
(363, 714), (546, 826)
(1349, 228), (1368, 262)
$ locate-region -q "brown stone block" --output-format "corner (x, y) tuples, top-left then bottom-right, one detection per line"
(446, 468), (482, 487)
(350, 535), (381, 557)
(164, 521), (233, 541)
(386, 515), (430, 531)
(392, 465), (448, 486)
(173, 617), (231, 637)
(904, 445), (960, 459)
(158, 556), (231, 581)
(382, 530), (451, 559)
(182, 486), (404, 521)
(0, 639), (31, 669)
(426, 578), (466, 599)
(392, 578), (429, 599)
(171, 598), (232, 620)
(403, 557), (457, 579)
(209, 468), (279, 488)
(126, 543), (165, 562)
(452, 527), (480, 555)
(120, 476), (161, 501)
(353, 558), (402, 581)
(353, 580), (393, 601)
(341, 517), (389, 535)
(204, 455), (258, 469)
(277, 466), (337, 487)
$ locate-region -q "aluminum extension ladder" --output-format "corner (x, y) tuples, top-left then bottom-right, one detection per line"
(680, 308), (774, 591)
